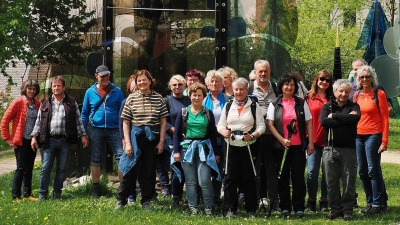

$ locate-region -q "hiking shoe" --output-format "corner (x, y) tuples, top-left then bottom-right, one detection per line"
(189, 207), (198, 216)
(142, 201), (150, 209)
(364, 206), (381, 215)
(114, 201), (125, 211)
(238, 193), (245, 206)
(248, 211), (256, 218)
(343, 213), (353, 221)
(259, 198), (269, 208)
(295, 211), (305, 218)
(225, 209), (237, 218)
(273, 200), (281, 212)
(326, 212), (342, 220)
(359, 204), (372, 214)
(150, 192), (158, 203)
(162, 189), (172, 198)
(319, 200), (328, 212)
(24, 195), (38, 202)
(91, 185), (100, 198)
(127, 197), (136, 205)
(38, 195), (47, 201)
(204, 208), (212, 217)
(170, 198), (187, 209)
(380, 204), (388, 213)
(52, 191), (61, 199)
(354, 192), (359, 208)
(305, 200), (316, 212)
(281, 209), (290, 218)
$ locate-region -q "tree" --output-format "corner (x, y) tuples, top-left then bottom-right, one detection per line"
(0, 0), (35, 84)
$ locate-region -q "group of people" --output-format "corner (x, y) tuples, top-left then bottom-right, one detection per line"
(1, 58), (389, 221)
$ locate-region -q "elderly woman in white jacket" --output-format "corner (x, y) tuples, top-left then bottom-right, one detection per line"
(217, 77), (266, 218)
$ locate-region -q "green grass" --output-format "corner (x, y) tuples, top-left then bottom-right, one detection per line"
(389, 118), (400, 151)
(0, 139), (10, 152)
(1, 163), (400, 224)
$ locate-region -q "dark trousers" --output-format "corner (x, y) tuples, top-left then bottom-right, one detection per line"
(225, 144), (258, 212)
(275, 145), (306, 213)
(12, 138), (37, 199)
(171, 163), (185, 199)
(258, 134), (278, 200)
(118, 133), (158, 204)
(156, 150), (171, 192)
(212, 144), (224, 198)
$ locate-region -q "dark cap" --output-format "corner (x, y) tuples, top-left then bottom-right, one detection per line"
(95, 65), (110, 76)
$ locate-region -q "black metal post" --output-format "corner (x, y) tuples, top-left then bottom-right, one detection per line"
(215, 0), (228, 69)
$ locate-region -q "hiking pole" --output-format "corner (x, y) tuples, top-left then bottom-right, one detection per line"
(222, 128), (231, 217)
(266, 119), (297, 218)
(243, 132), (267, 217)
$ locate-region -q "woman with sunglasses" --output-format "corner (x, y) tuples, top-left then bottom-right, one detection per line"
(353, 65), (389, 215)
(267, 73), (314, 219)
(304, 70), (334, 212)
(164, 75), (191, 208)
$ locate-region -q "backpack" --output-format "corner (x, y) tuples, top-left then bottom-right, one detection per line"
(181, 106), (212, 138)
(225, 95), (258, 133)
(355, 88), (394, 117)
(248, 80), (279, 97)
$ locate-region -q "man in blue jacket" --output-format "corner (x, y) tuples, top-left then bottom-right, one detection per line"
(81, 65), (125, 198)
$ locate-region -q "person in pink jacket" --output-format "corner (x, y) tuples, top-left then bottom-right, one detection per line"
(1, 79), (41, 201)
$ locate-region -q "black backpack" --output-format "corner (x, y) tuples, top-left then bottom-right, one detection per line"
(225, 95), (258, 133)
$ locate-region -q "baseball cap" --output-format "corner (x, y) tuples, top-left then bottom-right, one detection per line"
(95, 65), (111, 76)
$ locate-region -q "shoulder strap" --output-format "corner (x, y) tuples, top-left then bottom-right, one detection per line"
(225, 101), (232, 118)
(374, 88), (380, 111)
(164, 96), (171, 113)
(181, 107), (188, 136)
(225, 97), (257, 132)
(355, 91), (361, 103)
(271, 81), (279, 97)
(90, 94), (108, 121)
(203, 106), (211, 124)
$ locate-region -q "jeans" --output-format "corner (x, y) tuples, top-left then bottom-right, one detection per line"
(156, 150), (171, 192)
(356, 133), (387, 207)
(225, 144), (258, 213)
(275, 145), (306, 213)
(117, 133), (158, 204)
(90, 127), (123, 166)
(307, 146), (327, 201)
(181, 149), (214, 209)
(323, 147), (357, 214)
(39, 137), (71, 197)
(12, 138), (37, 199)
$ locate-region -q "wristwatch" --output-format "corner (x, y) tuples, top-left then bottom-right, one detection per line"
(250, 134), (255, 140)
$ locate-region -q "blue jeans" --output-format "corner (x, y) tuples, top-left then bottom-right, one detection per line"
(182, 149), (214, 209)
(90, 127), (123, 166)
(307, 146), (327, 201)
(356, 133), (386, 207)
(39, 137), (70, 197)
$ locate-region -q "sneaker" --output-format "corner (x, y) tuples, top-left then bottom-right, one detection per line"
(319, 200), (328, 212)
(170, 198), (187, 209)
(305, 200), (316, 212)
(238, 193), (245, 206)
(38, 195), (47, 201)
(380, 204), (388, 213)
(281, 209), (290, 218)
(127, 197), (136, 205)
(259, 198), (269, 208)
(353, 192), (359, 208)
(114, 201), (125, 211)
(142, 201), (150, 209)
(295, 211), (305, 218)
(225, 209), (236, 218)
(359, 204), (372, 214)
(189, 207), (198, 216)
(204, 208), (212, 217)
(91, 185), (100, 198)
(24, 195), (38, 202)
(364, 206), (381, 215)
(343, 213), (353, 221)
(248, 211), (256, 218)
(326, 212), (342, 220)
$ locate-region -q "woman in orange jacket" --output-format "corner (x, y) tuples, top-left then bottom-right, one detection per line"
(1, 79), (41, 201)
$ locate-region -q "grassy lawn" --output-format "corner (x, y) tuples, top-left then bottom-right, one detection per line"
(0, 139), (10, 152)
(0, 163), (399, 225)
(389, 118), (400, 151)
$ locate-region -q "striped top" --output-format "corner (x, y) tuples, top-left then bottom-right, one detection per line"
(121, 90), (169, 126)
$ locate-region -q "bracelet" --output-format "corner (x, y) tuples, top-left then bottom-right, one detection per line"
(250, 134), (255, 140)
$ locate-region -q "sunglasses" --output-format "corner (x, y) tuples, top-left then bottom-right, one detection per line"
(172, 83), (183, 87)
(319, 77), (331, 83)
(359, 75), (371, 79)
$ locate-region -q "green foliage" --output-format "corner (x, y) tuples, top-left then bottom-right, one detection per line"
(389, 118), (400, 151)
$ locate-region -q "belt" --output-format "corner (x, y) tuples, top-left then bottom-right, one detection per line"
(232, 131), (245, 135)
(51, 134), (66, 139)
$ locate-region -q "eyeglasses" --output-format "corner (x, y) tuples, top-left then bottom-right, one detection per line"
(359, 75), (371, 79)
(319, 77), (331, 83)
(172, 83), (183, 87)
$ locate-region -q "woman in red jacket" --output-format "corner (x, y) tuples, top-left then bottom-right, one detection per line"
(1, 79), (40, 201)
